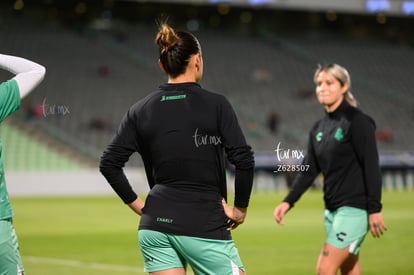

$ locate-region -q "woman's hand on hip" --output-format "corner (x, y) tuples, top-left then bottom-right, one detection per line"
(222, 198), (247, 230)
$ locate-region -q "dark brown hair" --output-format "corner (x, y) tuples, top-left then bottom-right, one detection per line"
(155, 23), (201, 78)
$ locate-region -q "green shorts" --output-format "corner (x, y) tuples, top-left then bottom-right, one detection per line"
(0, 219), (24, 274)
(324, 207), (369, 255)
(138, 229), (245, 274)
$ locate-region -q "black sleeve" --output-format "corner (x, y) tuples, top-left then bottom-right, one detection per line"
(351, 113), (382, 213)
(283, 130), (320, 208)
(220, 97), (255, 208)
(99, 108), (140, 204)
(228, 150), (255, 208)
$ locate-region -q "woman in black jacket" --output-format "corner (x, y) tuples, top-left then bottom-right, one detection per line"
(273, 64), (386, 275)
(100, 23), (254, 275)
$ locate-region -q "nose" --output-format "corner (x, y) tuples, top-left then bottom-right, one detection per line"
(316, 87), (324, 94)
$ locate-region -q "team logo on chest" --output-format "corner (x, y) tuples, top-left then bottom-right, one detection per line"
(334, 127), (344, 141)
(315, 132), (323, 142)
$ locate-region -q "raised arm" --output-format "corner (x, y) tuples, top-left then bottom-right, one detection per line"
(0, 54), (46, 99)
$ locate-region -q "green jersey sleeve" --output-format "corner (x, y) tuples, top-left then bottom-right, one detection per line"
(0, 79), (20, 122)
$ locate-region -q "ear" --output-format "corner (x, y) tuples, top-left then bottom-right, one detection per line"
(158, 59), (165, 72)
(194, 53), (201, 67)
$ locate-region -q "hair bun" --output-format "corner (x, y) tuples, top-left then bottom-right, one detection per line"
(155, 24), (178, 54)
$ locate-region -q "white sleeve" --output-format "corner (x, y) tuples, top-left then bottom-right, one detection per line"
(0, 54), (46, 99)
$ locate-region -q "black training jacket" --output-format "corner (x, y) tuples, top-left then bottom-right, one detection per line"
(284, 100), (382, 214)
(100, 82), (254, 240)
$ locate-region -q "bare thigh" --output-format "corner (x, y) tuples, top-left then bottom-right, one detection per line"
(150, 267), (186, 275)
(317, 243), (360, 275)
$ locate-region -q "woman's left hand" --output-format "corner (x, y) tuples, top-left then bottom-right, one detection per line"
(369, 212), (387, 238)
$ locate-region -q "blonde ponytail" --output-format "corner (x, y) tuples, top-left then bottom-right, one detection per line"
(345, 91), (358, 107)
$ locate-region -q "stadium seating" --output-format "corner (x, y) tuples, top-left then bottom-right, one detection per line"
(1, 20), (413, 172)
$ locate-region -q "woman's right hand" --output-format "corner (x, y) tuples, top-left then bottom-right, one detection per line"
(273, 202), (290, 225)
(128, 197), (145, 216)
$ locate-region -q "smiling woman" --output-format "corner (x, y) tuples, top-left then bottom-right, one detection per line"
(314, 64), (357, 112)
(274, 63), (386, 275)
